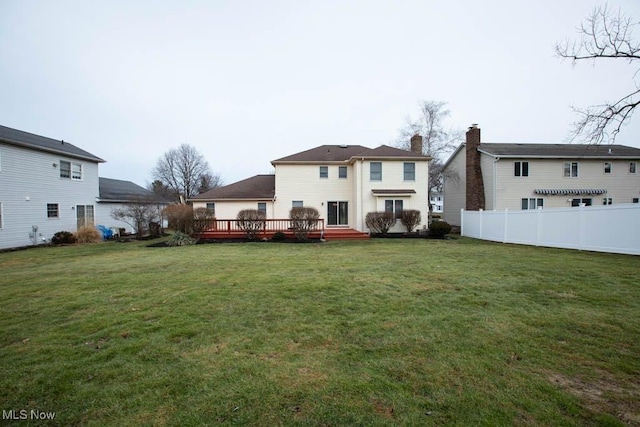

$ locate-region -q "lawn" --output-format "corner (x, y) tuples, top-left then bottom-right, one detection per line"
(0, 238), (638, 426)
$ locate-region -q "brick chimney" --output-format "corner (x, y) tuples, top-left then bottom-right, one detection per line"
(465, 124), (485, 210)
(410, 134), (423, 154)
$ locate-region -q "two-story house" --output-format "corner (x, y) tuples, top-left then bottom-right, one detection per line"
(0, 125), (105, 250)
(442, 124), (640, 226)
(191, 136), (431, 234)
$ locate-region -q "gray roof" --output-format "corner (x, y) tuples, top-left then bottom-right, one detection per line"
(478, 143), (640, 158)
(99, 178), (165, 203)
(272, 144), (430, 164)
(0, 124), (105, 162)
(191, 175), (275, 201)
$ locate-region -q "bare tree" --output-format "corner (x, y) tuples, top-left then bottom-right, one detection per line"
(152, 144), (220, 202)
(111, 198), (163, 238)
(198, 172), (224, 195)
(556, 4), (640, 144)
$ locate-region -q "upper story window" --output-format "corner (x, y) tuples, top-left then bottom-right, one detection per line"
(604, 162), (612, 174)
(60, 160), (82, 180)
(47, 203), (59, 218)
(319, 166), (328, 179)
(514, 161), (529, 177)
(630, 162), (637, 174)
(338, 166), (347, 179)
(206, 203), (215, 215)
(403, 162), (415, 181)
(370, 162), (382, 181)
(564, 161), (578, 178)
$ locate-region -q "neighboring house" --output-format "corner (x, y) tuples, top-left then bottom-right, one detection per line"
(191, 136), (431, 233)
(0, 125), (104, 250)
(442, 124), (640, 226)
(430, 192), (443, 214)
(96, 177), (169, 234)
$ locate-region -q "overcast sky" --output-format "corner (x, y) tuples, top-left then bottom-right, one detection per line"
(2, 0), (639, 187)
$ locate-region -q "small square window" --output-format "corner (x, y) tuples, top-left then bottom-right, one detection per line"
(47, 203), (59, 218)
(319, 166), (328, 179)
(292, 200), (303, 208)
(602, 197), (612, 205)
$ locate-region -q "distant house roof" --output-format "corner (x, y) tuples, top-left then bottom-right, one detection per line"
(190, 175), (275, 201)
(478, 143), (640, 158)
(98, 178), (165, 203)
(0, 124), (105, 163)
(271, 144), (430, 164)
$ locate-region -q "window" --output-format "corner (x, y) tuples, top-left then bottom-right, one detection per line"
(257, 202), (267, 215)
(403, 162), (415, 181)
(370, 162), (382, 181)
(72, 163), (82, 180)
(206, 203), (215, 215)
(47, 203), (59, 218)
(633, 198), (639, 203)
(514, 161), (529, 177)
(604, 162), (612, 174)
(60, 160), (82, 180)
(564, 162), (578, 177)
(338, 166), (347, 179)
(385, 199), (404, 218)
(571, 198), (592, 207)
(521, 198), (543, 210)
(60, 161), (71, 178)
(292, 200), (303, 208)
(76, 205), (95, 228)
(602, 198), (612, 205)
(630, 162), (637, 174)
(327, 201), (348, 225)
(319, 166), (328, 179)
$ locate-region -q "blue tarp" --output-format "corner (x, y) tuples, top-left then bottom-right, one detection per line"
(97, 225), (113, 240)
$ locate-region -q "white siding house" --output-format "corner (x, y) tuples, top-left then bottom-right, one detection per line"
(442, 125), (640, 226)
(191, 140), (431, 234)
(0, 125), (105, 250)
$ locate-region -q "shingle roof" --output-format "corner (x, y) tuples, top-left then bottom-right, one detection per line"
(478, 143), (640, 158)
(98, 178), (165, 203)
(271, 144), (430, 163)
(191, 175), (275, 200)
(0, 124), (105, 162)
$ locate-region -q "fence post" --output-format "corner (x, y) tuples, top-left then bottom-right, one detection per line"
(479, 209), (483, 239)
(460, 209), (464, 236)
(503, 209), (508, 243)
(536, 207), (542, 246)
(578, 205), (585, 250)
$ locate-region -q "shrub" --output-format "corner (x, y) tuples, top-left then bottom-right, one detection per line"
(400, 209), (421, 233)
(429, 220), (452, 239)
(52, 231), (76, 245)
(236, 209), (266, 241)
(365, 212), (396, 235)
(192, 207), (215, 241)
(166, 231), (196, 246)
(75, 226), (102, 244)
(163, 204), (194, 234)
(289, 207), (320, 241)
(271, 231), (286, 242)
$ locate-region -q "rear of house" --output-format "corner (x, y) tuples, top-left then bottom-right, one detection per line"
(0, 125), (104, 250)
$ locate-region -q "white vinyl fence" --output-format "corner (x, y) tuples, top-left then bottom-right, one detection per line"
(461, 204), (640, 255)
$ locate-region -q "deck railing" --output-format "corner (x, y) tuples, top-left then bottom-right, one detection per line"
(202, 218), (325, 236)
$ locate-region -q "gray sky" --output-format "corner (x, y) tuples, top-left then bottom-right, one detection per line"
(2, 0), (639, 187)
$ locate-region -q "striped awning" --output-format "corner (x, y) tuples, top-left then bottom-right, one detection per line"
(534, 189), (607, 195)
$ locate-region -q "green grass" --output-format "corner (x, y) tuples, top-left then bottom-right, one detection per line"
(0, 238), (638, 426)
